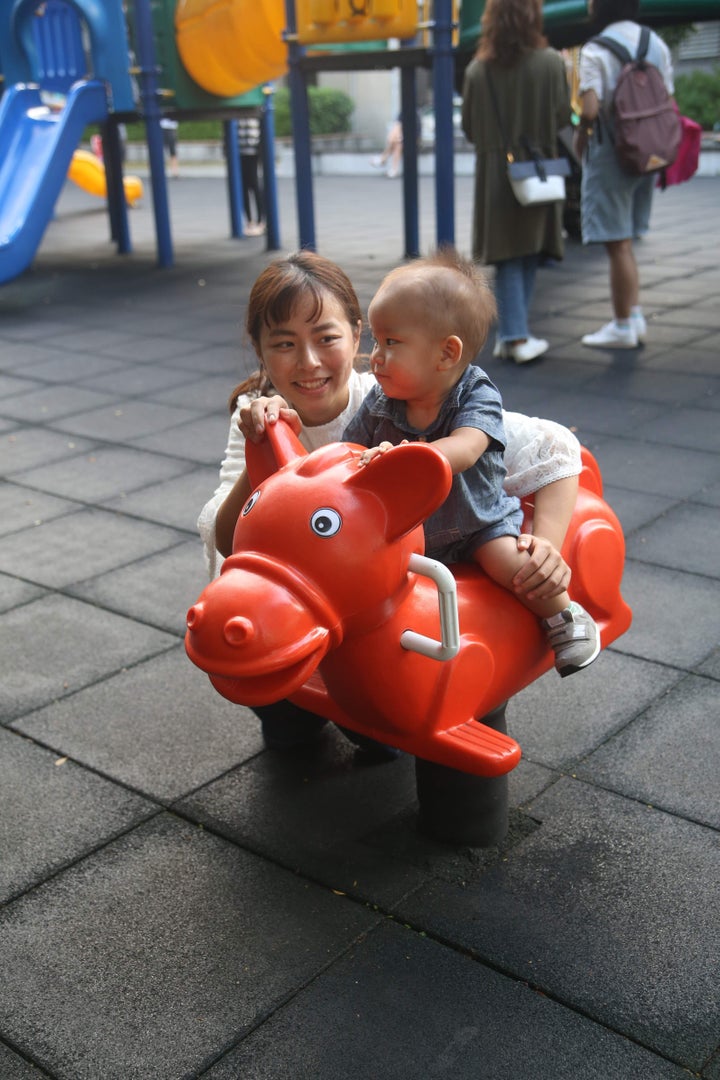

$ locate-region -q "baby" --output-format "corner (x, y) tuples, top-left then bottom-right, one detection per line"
(343, 248), (599, 677)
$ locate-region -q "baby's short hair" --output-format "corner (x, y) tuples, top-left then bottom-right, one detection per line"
(379, 247), (496, 362)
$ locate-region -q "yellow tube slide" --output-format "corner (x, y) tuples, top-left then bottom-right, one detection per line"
(68, 150), (144, 207)
(175, 0), (288, 99)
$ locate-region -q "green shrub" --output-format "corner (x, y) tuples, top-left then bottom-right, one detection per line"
(674, 66), (720, 130)
(272, 86), (354, 137)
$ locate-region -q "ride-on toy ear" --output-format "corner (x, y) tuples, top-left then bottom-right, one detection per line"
(346, 442), (452, 542)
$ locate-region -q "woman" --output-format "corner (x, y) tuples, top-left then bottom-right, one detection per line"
(461, 0), (571, 363)
(198, 251), (583, 755)
(574, 0), (674, 349)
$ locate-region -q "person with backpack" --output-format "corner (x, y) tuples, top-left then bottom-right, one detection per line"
(574, 0), (675, 349)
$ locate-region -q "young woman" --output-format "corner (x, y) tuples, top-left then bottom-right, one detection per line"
(461, 0), (571, 363)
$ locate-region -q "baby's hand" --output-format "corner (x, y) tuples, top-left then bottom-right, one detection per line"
(358, 440), (405, 466)
(238, 395), (300, 442)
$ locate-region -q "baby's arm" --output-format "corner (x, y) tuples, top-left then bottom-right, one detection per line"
(428, 426), (491, 475)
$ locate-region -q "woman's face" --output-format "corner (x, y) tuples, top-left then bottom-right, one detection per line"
(256, 290), (361, 427)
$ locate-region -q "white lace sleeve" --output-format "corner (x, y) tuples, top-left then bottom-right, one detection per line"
(197, 399), (248, 579)
(502, 411), (582, 500)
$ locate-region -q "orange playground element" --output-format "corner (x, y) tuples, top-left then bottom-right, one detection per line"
(185, 421), (632, 778)
(295, 0), (418, 45)
(174, 0), (288, 98)
(68, 150), (143, 207)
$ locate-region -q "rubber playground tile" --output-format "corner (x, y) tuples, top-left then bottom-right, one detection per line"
(582, 366), (719, 407)
(599, 485), (674, 537)
(0, 727), (155, 904)
(50, 399), (199, 441)
(68, 540), (207, 636)
(2, 428), (94, 476)
(101, 465), (218, 533)
(576, 674), (720, 828)
(177, 735), (432, 906)
(0, 384), (116, 423)
(576, 433), (720, 500)
(130, 411), (235, 465)
(613, 561), (720, 669)
(13, 648), (263, 803)
(625, 501), (720, 577)
(696, 648), (720, 680)
(15, 444), (192, 503)
(0, 593), (175, 723)
(0, 1041), (51, 1079)
(0, 814), (379, 1080)
(506, 650), (682, 770)
(0, 508), (182, 590)
(97, 334), (208, 364)
(0, 572), (45, 613)
(76, 360), (201, 397)
(631, 405), (720, 454)
(0, 481), (79, 537)
(147, 372), (244, 411)
(394, 778), (720, 1073)
(206, 920), (690, 1080)
(2, 349), (127, 384)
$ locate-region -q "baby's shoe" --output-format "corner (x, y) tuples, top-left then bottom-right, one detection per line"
(541, 602), (600, 678)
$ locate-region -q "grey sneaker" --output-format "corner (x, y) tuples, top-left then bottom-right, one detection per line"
(541, 602), (600, 678)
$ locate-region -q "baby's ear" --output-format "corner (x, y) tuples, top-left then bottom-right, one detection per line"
(440, 334), (463, 369)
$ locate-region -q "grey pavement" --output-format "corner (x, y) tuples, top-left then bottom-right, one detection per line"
(0, 169), (718, 1079)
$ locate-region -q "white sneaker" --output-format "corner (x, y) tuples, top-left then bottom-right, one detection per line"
(631, 312), (647, 344)
(508, 336), (549, 364)
(582, 321), (638, 349)
(370, 155), (384, 168)
(493, 338), (507, 358)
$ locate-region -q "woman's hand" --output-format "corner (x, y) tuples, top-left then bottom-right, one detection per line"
(238, 395), (301, 443)
(512, 533), (571, 601)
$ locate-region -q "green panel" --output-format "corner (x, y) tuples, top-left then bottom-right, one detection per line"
(143, 0), (266, 112)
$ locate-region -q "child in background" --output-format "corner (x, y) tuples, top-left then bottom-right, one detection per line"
(343, 248), (599, 677)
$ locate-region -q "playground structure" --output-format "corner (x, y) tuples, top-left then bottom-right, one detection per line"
(0, 0), (717, 284)
(185, 420), (632, 778)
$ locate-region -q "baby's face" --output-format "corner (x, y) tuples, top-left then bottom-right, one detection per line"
(368, 284), (448, 403)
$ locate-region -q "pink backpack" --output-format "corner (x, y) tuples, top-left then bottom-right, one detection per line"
(660, 111), (702, 187)
(591, 26), (681, 176)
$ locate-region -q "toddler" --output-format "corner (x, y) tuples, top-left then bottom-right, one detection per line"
(343, 248), (599, 677)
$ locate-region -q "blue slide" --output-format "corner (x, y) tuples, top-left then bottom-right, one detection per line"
(0, 79), (109, 285)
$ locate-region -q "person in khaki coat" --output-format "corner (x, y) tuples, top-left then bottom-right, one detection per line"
(462, 0), (571, 364)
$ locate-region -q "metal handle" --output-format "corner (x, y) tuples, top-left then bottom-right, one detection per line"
(400, 552), (460, 661)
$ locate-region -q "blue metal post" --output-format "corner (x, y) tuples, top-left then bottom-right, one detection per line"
(261, 85), (281, 251)
(130, 0), (174, 268)
(400, 61), (420, 259)
(432, 0), (455, 247)
(284, 0), (315, 250)
(224, 119), (245, 238)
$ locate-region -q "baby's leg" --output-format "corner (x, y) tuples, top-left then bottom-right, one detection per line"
(472, 536), (600, 677)
(472, 536), (569, 618)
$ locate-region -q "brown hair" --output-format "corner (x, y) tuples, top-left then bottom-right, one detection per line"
(477, 0), (547, 67)
(228, 251), (363, 412)
(376, 246), (496, 363)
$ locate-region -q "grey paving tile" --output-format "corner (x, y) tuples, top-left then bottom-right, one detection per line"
(625, 502), (720, 578)
(0, 1042), (51, 1078)
(0, 384), (116, 422)
(0, 814), (379, 1080)
(3, 350), (126, 383)
(614, 561), (720, 668)
(577, 674), (719, 828)
(15, 444), (191, 502)
(13, 647), (263, 802)
(77, 363), (200, 397)
(131, 411), (234, 464)
(0, 727), (155, 903)
(394, 778), (720, 1072)
(178, 734), (429, 905)
(68, 539), (206, 635)
(147, 373), (242, 411)
(0, 593), (174, 722)
(507, 651), (683, 769)
(0, 372), (44, 397)
(696, 648), (720, 681)
(0, 507), (181, 588)
(580, 434), (719, 500)
(0, 572), (46, 613)
(207, 920), (689, 1080)
(601, 484), (675, 536)
(583, 366), (718, 407)
(0, 481), (78, 537)
(51, 399), (199, 441)
(3, 428), (94, 476)
(98, 335), (206, 363)
(102, 465), (217, 532)
(631, 404), (720, 453)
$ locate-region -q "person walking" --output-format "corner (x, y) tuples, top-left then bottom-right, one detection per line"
(237, 113), (265, 236)
(461, 0), (571, 364)
(575, 0), (674, 349)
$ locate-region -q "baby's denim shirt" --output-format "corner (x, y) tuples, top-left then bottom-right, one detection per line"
(344, 365), (523, 563)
